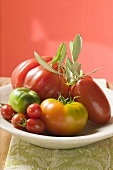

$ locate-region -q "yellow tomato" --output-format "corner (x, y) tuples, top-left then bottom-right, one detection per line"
(41, 98), (88, 136)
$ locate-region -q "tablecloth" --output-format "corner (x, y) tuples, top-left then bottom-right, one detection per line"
(3, 79), (113, 170)
(4, 136), (113, 170)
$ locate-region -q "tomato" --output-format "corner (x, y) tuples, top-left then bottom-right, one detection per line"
(27, 103), (42, 119)
(1, 104), (16, 120)
(41, 98), (88, 136)
(11, 57), (70, 101)
(8, 87), (40, 113)
(11, 113), (28, 130)
(26, 118), (45, 134)
(70, 78), (111, 124)
(11, 57), (52, 88)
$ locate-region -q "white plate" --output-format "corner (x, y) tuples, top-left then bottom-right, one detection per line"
(0, 84), (113, 149)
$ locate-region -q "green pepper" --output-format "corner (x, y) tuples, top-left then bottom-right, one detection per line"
(8, 87), (40, 113)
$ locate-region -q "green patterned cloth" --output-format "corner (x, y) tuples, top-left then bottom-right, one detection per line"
(4, 136), (113, 170)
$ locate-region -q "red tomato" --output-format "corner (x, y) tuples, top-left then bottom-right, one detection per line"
(27, 103), (42, 119)
(1, 104), (16, 120)
(70, 78), (111, 124)
(26, 118), (45, 134)
(11, 57), (52, 88)
(11, 57), (70, 101)
(11, 113), (28, 130)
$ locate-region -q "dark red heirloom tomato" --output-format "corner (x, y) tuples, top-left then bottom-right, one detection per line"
(11, 56), (70, 101)
(70, 78), (111, 124)
(11, 56), (52, 88)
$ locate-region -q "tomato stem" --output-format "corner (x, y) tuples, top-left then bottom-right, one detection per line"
(58, 92), (78, 105)
(14, 118), (27, 128)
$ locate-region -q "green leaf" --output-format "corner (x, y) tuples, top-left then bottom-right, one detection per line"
(80, 70), (84, 77)
(58, 43), (67, 73)
(52, 43), (64, 65)
(76, 62), (81, 75)
(72, 34), (82, 62)
(69, 41), (73, 56)
(65, 57), (75, 83)
(34, 51), (59, 74)
(66, 58), (79, 75)
(66, 57), (73, 72)
(65, 63), (72, 83)
(71, 62), (81, 76)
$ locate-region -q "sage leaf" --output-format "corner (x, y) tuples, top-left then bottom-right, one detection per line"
(34, 51), (59, 74)
(72, 34), (82, 62)
(66, 57), (73, 73)
(69, 41), (73, 56)
(58, 43), (67, 73)
(71, 62), (81, 76)
(65, 57), (75, 83)
(71, 62), (80, 76)
(52, 43), (64, 65)
(80, 70), (84, 77)
(76, 62), (81, 75)
(65, 61), (72, 83)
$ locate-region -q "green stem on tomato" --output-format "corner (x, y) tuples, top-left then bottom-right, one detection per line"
(15, 118), (27, 128)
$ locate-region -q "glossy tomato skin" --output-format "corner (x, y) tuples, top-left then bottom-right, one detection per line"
(11, 57), (70, 101)
(8, 87), (40, 113)
(23, 65), (69, 101)
(27, 103), (42, 119)
(41, 99), (88, 136)
(11, 113), (28, 130)
(26, 119), (45, 134)
(70, 78), (111, 124)
(11, 57), (52, 88)
(1, 104), (16, 120)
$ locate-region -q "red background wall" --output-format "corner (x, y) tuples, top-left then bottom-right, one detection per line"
(1, 0), (113, 81)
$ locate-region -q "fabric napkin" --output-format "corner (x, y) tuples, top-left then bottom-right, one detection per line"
(4, 136), (113, 170)
(3, 79), (113, 170)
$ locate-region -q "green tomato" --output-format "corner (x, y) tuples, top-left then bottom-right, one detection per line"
(8, 87), (40, 113)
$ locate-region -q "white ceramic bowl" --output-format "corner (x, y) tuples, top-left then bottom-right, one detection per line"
(0, 84), (113, 149)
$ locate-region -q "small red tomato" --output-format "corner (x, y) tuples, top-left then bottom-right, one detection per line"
(26, 118), (45, 134)
(27, 103), (42, 119)
(1, 104), (16, 120)
(11, 113), (28, 130)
